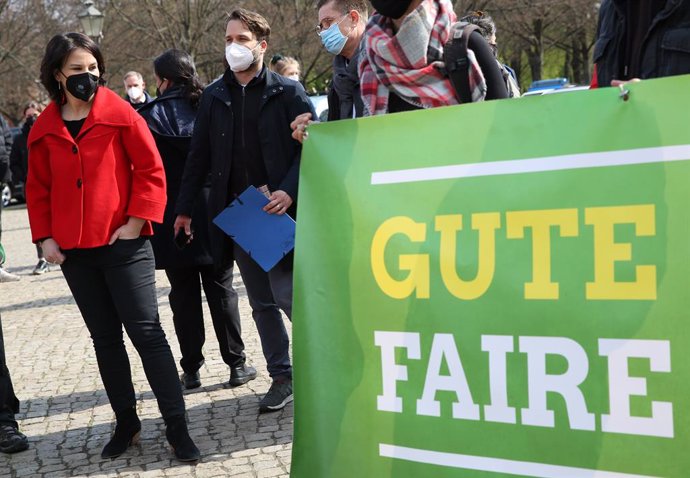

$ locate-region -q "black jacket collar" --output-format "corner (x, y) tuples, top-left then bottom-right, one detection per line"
(212, 66), (288, 108)
(138, 86), (196, 138)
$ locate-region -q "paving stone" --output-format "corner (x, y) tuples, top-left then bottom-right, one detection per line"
(252, 458), (281, 470)
(257, 469), (286, 478)
(0, 205), (294, 476)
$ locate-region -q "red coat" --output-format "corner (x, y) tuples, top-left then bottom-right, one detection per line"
(27, 87), (167, 249)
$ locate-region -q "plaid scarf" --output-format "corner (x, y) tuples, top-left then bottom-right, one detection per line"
(360, 0), (486, 115)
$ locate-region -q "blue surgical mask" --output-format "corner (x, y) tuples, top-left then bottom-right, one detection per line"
(319, 16), (350, 56)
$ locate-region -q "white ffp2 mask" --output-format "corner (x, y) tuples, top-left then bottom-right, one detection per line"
(225, 43), (259, 72)
(127, 86), (143, 101)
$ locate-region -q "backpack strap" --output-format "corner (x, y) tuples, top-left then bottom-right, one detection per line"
(443, 23), (480, 104)
(443, 22), (510, 103)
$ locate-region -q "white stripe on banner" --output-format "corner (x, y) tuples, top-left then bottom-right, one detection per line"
(379, 444), (660, 478)
(370, 145), (690, 185)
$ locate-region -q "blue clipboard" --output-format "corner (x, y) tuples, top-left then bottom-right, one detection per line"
(212, 186), (295, 272)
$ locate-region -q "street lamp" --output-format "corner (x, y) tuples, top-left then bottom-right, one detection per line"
(77, 0), (104, 43)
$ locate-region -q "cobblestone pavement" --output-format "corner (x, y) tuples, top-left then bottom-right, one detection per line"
(0, 204), (293, 477)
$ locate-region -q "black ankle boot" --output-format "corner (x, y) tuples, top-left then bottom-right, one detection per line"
(101, 407), (141, 459)
(165, 415), (200, 462)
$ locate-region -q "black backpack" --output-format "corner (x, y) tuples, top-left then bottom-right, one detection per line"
(443, 23), (509, 103)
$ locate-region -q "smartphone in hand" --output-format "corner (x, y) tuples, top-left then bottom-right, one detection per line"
(174, 228), (193, 250)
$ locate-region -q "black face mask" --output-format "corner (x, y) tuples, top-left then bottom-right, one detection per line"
(22, 115), (37, 135)
(64, 72), (99, 102)
(370, 0), (413, 20)
(155, 79), (164, 98)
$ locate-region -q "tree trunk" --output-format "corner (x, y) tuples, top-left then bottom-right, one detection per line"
(527, 48), (543, 82)
(528, 18), (544, 82)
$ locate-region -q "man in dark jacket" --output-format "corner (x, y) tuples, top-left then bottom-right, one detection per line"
(0, 114), (11, 188)
(291, 0), (368, 142)
(10, 103), (48, 276)
(0, 113), (19, 283)
(592, 0), (690, 87)
(0, 312), (29, 453)
(318, 0), (368, 120)
(123, 71), (154, 110)
(174, 8), (314, 413)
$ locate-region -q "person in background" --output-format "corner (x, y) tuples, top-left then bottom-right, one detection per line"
(318, 0), (368, 120)
(139, 49), (256, 391)
(174, 8), (315, 413)
(10, 102), (50, 275)
(290, 0), (369, 143)
(591, 0), (690, 88)
(0, 112), (19, 283)
(123, 71), (153, 110)
(0, 312), (29, 454)
(270, 55), (301, 81)
(460, 10), (520, 97)
(27, 32), (198, 461)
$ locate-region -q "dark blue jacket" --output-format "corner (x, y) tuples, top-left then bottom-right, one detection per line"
(127, 90), (154, 111)
(593, 0), (690, 86)
(0, 115), (13, 183)
(175, 68), (315, 268)
(139, 86), (213, 269)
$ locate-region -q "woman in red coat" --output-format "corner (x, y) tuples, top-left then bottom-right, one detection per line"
(26, 33), (199, 462)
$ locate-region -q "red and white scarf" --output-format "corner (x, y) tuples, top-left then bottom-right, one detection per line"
(360, 0), (486, 115)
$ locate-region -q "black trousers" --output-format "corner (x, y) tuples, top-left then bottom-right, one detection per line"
(0, 198), (4, 264)
(233, 244), (292, 379)
(165, 264), (245, 374)
(0, 313), (20, 428)
(61, 238), (185, 420)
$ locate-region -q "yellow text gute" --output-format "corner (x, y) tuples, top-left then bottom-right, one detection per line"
(370, 205), (656, 301)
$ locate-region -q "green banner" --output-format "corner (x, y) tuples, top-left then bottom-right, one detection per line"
(292, 75), (690, 478)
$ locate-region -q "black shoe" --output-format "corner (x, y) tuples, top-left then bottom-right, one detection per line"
(165, 415), (200, 462)
(259, 377), (293, 413)
(32, 259), (50, 275)
(229, 363), (257, 387)
(180, 371), (201, 390)
(101, 408), (141, 459)
(0, 424), (29, 454)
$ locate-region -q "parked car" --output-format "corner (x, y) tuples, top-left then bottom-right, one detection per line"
(1, 182), (12, 208)
(523, 85), (590, 97)
(2, 179), (25, 207)
(526, 77), (570, 93)
(308, 94), (329, 122)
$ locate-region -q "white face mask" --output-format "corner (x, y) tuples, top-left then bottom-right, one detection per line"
(225, 42), (260, 72)
(287, 74), (300, 81)
(127, 86), (143, 101)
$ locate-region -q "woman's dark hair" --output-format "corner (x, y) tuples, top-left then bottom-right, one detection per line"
(459, 11), (497, 40)
(39, 32), (106, 102)
(153, 49), (204, 107)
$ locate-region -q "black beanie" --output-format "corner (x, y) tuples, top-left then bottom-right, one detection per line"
(370, 0), (414, 20)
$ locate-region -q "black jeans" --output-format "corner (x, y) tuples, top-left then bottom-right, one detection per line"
(0, 198), (4, 264)
(0, 313), (20, 428)
(233, 244), (292, 379)
(165, 264), (245, 374)
(61, 238), (185, 420)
